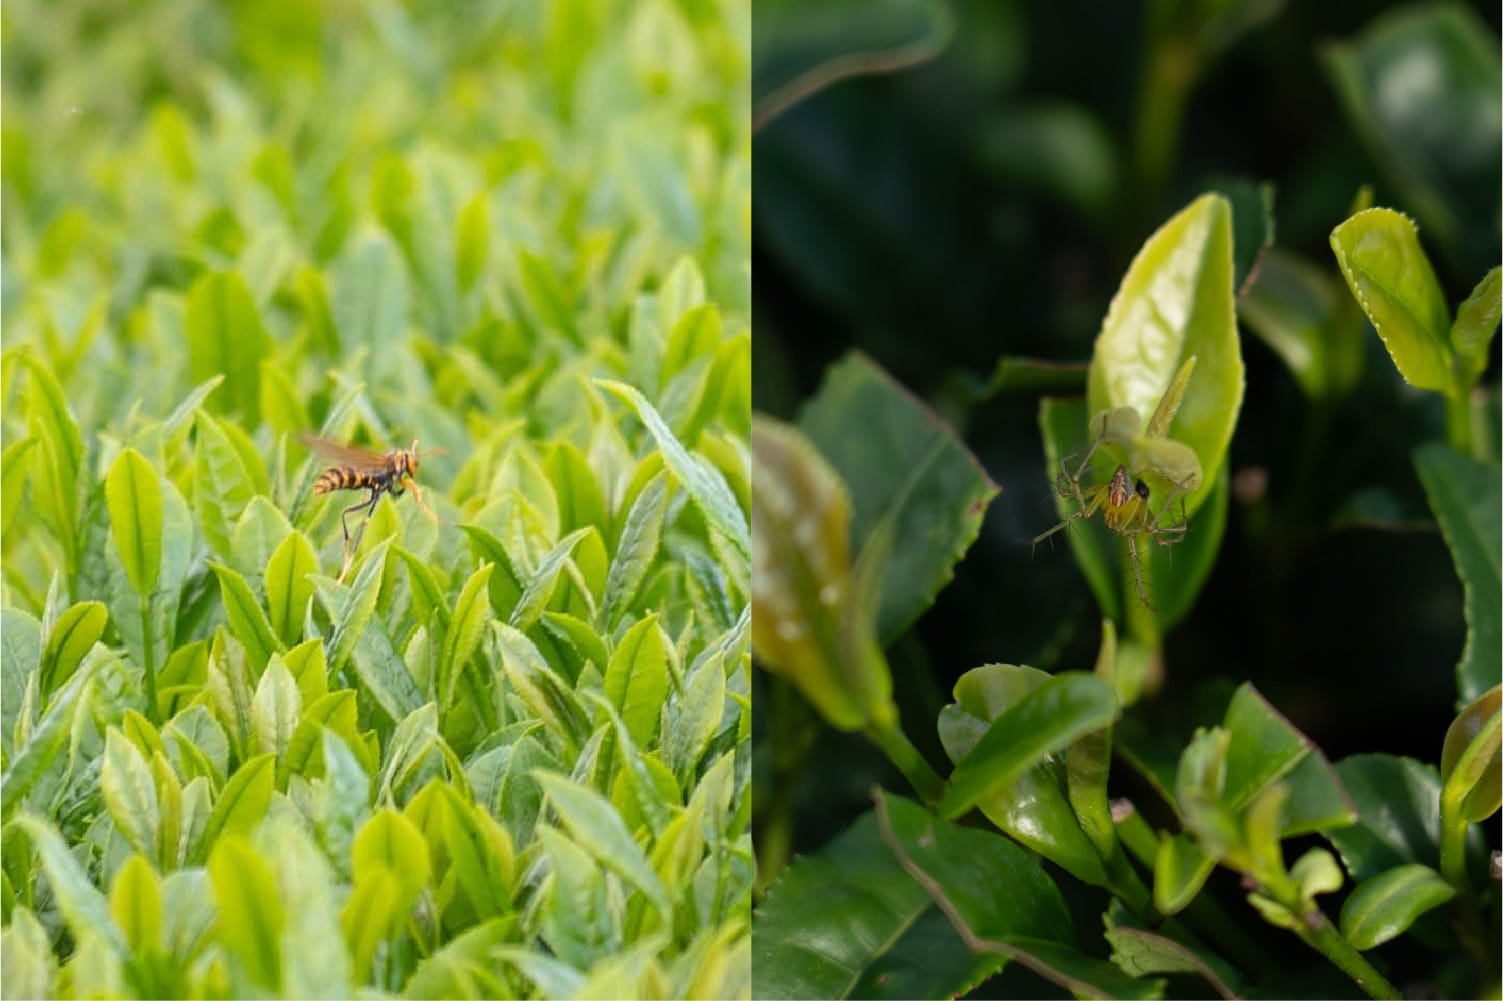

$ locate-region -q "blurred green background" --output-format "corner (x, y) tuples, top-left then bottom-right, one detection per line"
(752, 0), (1500, 863)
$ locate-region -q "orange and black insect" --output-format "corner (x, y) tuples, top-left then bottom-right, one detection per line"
(303, 436), (441, 556)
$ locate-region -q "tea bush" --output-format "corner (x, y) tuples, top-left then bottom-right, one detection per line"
(2, 2), (751, 998)
(750, 2), (1498, 999)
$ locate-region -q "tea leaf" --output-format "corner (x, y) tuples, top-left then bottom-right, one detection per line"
(798, 352), (998, 642)
(1415, 443), (1502, 705)
(264, 531), (317, 647)
(208, 836), (283, 989)
(1339, 864), (1455, 951)
(1329, 208), (1453, 393)
(875, 790), (1162, 1000)
(938, 672), (1117, 821)
(38, 599), (106, 697)
(210, 562), (283, 673)
(604, 614), (670, 748)
(1088, 193), (1243, 517)
(106, 448), (163, 598)
(599, 379), (750, 561)
(186, 272), (270, 423)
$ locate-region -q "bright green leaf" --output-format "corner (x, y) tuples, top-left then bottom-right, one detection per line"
(1339, 864), (1456, 951)
(1329, 208), (1453, 393)
(106, 448), (164, 598)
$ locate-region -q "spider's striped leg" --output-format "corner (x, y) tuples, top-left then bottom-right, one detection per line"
(1032, 486), (1105, 554)
(1150, 484), (1192, 547)
(1055, 441), (1101, 505)
(1125, 534), (1163, 616)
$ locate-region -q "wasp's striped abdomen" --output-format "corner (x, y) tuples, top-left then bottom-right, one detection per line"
(314, 467), (378, 495)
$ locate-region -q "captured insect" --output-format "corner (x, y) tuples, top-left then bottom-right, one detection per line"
(303, 436), (443, 570)
(1033, 359), (1203, 612)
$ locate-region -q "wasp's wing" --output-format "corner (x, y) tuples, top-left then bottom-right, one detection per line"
(300, 435), (391, 470)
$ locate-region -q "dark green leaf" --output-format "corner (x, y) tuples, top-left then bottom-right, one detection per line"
(1323, 4), (1502, 278)
(1104, 911), (1241, 1000)
(1414, 443), (1501, 705)
(751, 804), (1002, 1001)
(1216, 177), (1276, 298)
(1325, 755), (1451, 879)
(1238, 248), (1363, 400)
(798, 352), (999, 642)
(875, 790), (1163, 1000)
(938, 664), (1107, 885)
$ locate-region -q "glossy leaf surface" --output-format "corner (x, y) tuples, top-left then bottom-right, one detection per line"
(798, 352), (998, 643)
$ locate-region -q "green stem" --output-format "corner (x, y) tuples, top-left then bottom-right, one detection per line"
(1439, 791), (1468, 891)
(1436, 787), (1492, 969)
(866, 718), (944, 806)
(1444, 390), (1475, 458)
(755, 679), (817, 895)
(754, 778), (796, 898)
(1115, 806), (1280, 973)
(140, 598), (159, 723)
(1102, 841), (1158, 922)
(1296, 910), (1401, 1001)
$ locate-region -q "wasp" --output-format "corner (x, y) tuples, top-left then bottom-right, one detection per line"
(303, 436), (441, 565)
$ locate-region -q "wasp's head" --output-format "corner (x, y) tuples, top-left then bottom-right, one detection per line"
(406, 439), (421, 475)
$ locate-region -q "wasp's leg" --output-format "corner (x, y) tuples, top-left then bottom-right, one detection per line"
(403, 476), (439, 524)
(339, 488), (381, 572)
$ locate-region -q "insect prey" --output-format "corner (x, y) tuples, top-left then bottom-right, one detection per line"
(303, 436), (441, 571)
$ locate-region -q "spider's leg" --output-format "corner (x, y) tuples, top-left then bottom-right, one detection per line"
(1032, 488), (1104, 554)
(1056, 441), (1100, 504)
(1125, 534), (1164, 617)
(1032, 507), (1088, 554)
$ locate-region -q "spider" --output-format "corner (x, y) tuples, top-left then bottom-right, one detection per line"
(1033, 406), (1200, 612)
